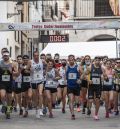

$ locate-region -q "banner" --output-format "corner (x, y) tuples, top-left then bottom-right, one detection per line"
(0, 21), (120, 31)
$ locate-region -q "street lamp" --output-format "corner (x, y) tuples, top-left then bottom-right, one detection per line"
(115, 29), (118, 58)
(7, 2), (23, 18)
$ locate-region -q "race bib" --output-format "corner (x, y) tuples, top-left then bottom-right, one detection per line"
(17, 82), (21, 88)
(47, 81), (54, 85)
(23, 76), (31, 82)
(92, 78), (100, 85)
(104, 78), (113, 85)
(2, 75), (10, 81)
(33, 73), (43, 81)
(59, 80), (66, 85)
(68, 73), (77, 79)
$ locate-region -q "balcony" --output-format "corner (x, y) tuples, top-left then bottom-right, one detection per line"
(74, 0), (120, 20)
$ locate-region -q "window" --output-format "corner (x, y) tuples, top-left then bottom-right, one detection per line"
(95, 0), (114, 16)
(55, 2), (58, 16)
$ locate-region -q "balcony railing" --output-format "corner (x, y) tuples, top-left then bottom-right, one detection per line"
(75, 0), (120, 18)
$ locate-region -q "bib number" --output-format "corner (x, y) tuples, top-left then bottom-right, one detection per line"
(47, 81), (54, 85)
(104, 79), (112, 85)
(92, 78), (100, 85)
(2, 75), (10, 81)
(68, 73), (77, 79)
(23, 76), (31, 82)
(59, 80), (66, 85)
(33, 73), (42, 81)
(17, 82), (21, 88)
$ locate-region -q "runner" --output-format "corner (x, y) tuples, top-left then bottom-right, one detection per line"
(0, 50), (18, 119)
(40, 53), (48, 115)
(14, 55), (23, 115)
(54, 53), (62, 69)
(80, 55), (91, 114)
(57, 59), (67, 113)
(87, 57), (106, 120)
(20, 55), (32, 117)
(30, 51), (44, 119)
(45, 59), (61, 118)
(102, 60), (114, 118)
(66, 55), (81, 120)
(113, 58), (120, 115)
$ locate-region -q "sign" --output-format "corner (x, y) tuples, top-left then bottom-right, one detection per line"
(0, 20), (120, 31)
(40, 35), (69, 43)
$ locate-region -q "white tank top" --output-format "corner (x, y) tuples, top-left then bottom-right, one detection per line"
(45, 68), (58, 88)
(31, 59), (44, 83)
(15, 74), (22, 83)
(58, 67), (66, 85)
(104, 68), (113, 86)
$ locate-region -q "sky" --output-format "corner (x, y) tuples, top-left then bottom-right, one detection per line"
(41, 41), (120, 59)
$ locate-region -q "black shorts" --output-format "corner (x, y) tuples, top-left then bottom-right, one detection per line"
(102, 85), (114, 91)
(81, 80), (88, 88)
(114, 84), (120, 92)
(0, 82), (12, 93)
(21, 82), (31, 92)
(13, 82), (22, 94)
(58, 85), (67, 88)
(31, 82), (44, 89)
(45, 87), (57, 93)
(67, 87), (80, 96)
(88, 85), (102, 99)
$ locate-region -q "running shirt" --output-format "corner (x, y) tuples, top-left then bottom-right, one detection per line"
(31, 60), (44, 84)
(55, 63), (62, 69)
(90, 64), (103, 85)
(58, 66), (66, 85)
(83, 64), (91, 81)
(45, 68), (58, 88)
(21, 65), (31, 84)
(0, 60), (13, 85)
(103, 68), (113, 86)
(114, 68), (120, 85)
(66, 65), (80, 88)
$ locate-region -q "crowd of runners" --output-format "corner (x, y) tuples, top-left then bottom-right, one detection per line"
(0, 47), (120, 120)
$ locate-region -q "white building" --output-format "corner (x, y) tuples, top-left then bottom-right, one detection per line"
(0, 1), (21, 59)
(69, 0), (120, 42)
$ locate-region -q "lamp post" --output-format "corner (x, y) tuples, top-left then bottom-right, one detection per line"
(115, 29), (118, 58)
(7, 2), (23, 18)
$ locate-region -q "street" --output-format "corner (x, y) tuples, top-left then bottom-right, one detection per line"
(0, 107), (120, 129)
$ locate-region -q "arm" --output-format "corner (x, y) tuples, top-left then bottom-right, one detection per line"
(54, 69), (62, 81)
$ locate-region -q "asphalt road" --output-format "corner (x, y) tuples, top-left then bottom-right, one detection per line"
(0, 106), (120, 129)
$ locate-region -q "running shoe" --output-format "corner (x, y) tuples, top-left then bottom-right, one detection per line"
(87, 109), (91, 116)
(93, 115), (99, 120)
(62, 108), (65, 113)
(114, 110), (119, 116)
(39, 109), (44, 116)
(23, 111), (28, 118)
(6, 112), (10, 119)
(82, 108), (85, 114)
(1, 105), (7, 113)
(43, 107), (47, 115)
(49, 113), (53, 118)
(105, 112), (109, 118)
(36, 111), (41, 119)
(71, 114), (75, 120)
(19, 109), (23, 115)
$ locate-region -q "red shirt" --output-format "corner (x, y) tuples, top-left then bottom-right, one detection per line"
(55, 63), (62, 69)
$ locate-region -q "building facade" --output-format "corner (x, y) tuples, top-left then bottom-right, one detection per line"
(0, 1), (21, 59)
(69, 0), (120, 42)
